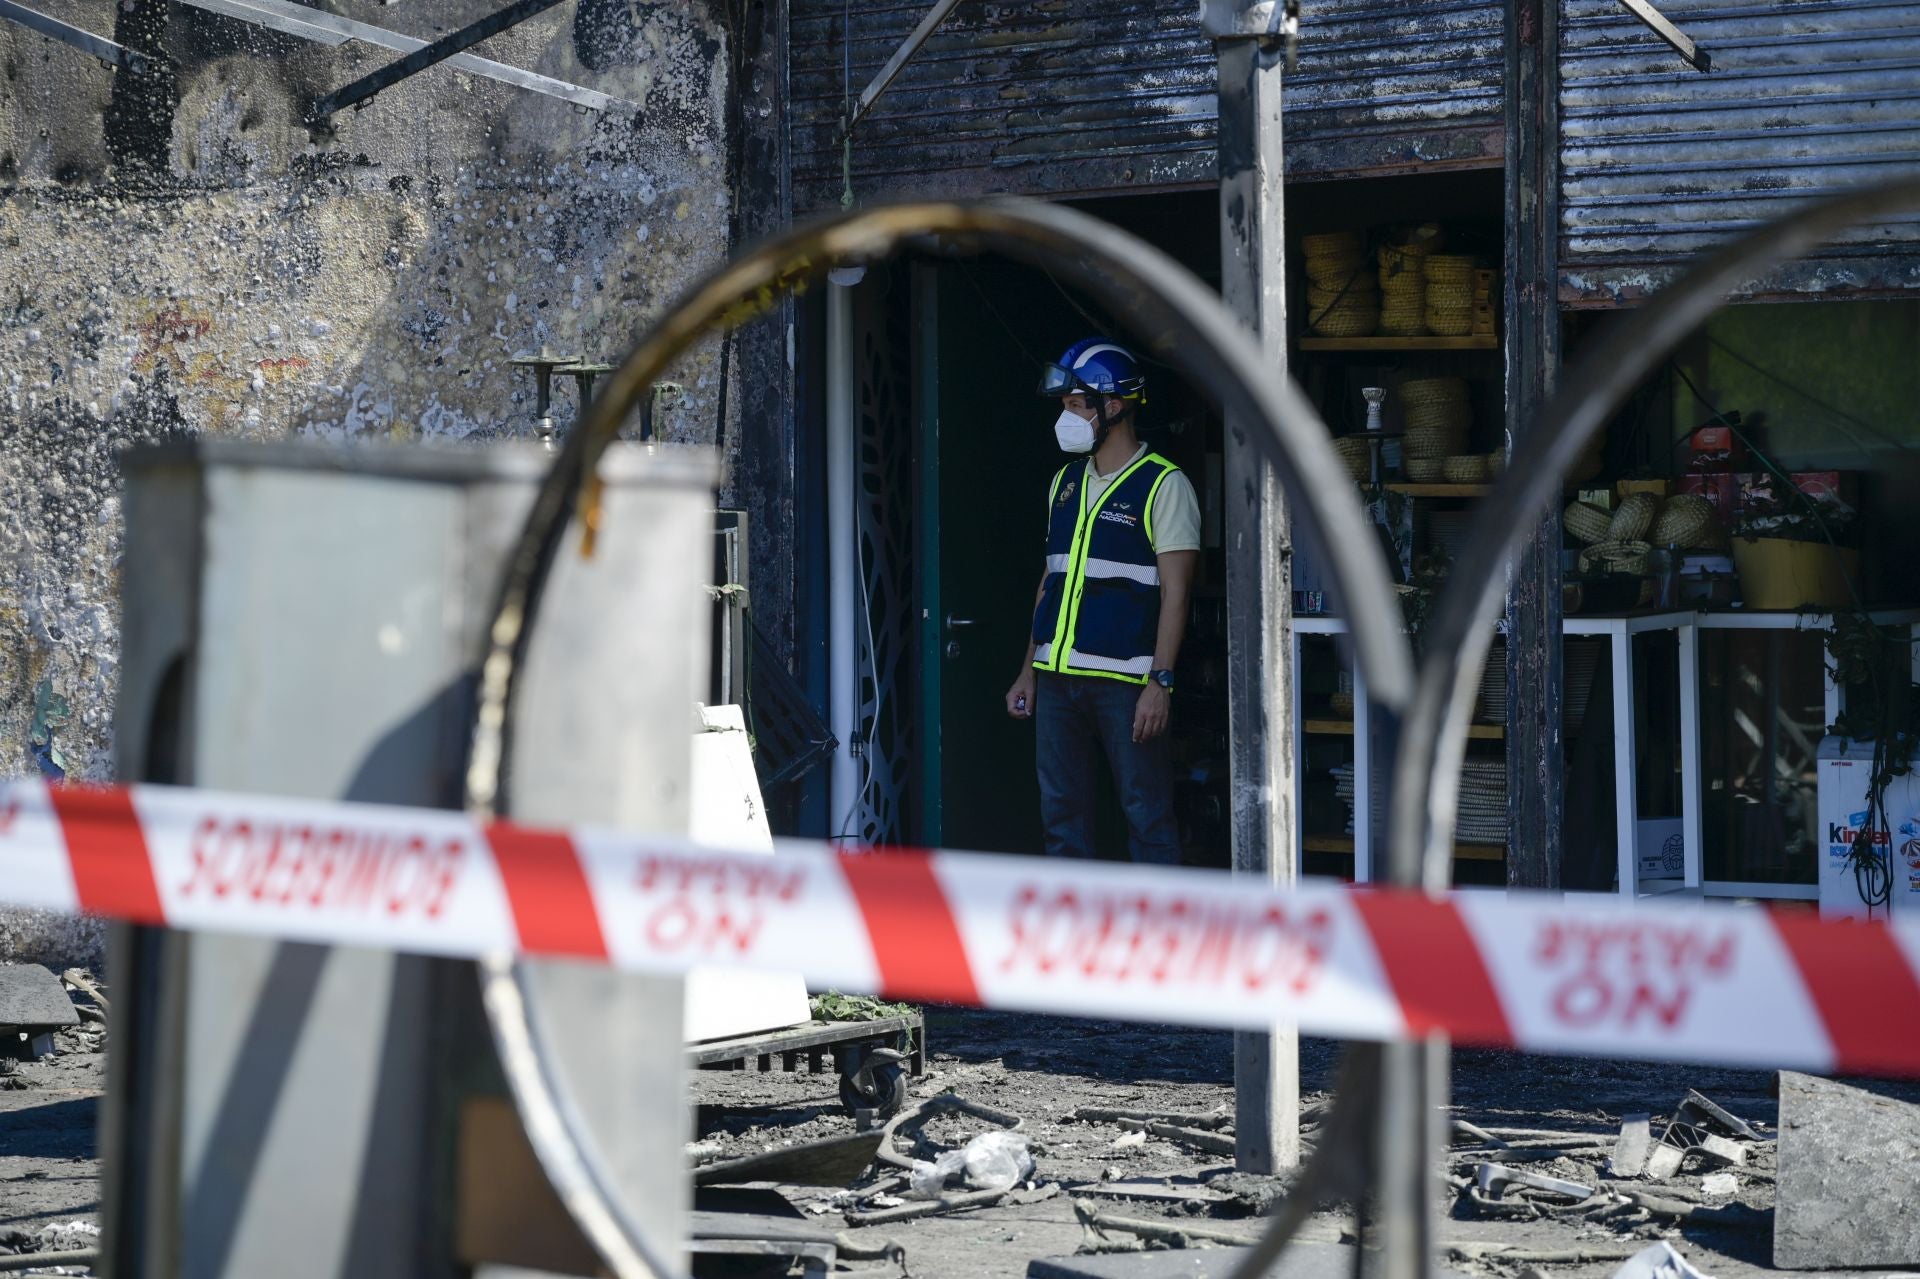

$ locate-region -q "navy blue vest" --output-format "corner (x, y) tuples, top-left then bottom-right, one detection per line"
(1031, 451), (1180, 684)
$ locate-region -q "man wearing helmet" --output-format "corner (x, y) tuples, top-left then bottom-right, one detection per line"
(1005, 338), (1201, 865)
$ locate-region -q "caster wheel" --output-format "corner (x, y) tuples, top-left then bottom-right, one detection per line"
(840, 1057), (907, 1117)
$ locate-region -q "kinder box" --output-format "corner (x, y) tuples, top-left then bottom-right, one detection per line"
(1816, 736), (1920, 919)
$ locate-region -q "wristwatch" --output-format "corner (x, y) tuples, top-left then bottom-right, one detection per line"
(1150, 669), (1175, 691)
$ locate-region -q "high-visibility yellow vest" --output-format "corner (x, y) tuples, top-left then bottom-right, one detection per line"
(1030, 451), (1180, 686)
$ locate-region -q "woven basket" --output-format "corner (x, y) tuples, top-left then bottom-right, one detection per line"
(1332, 435), (1374, 481)
(1307, 281), (1377, 310)
(1303, 230), (1363, 257)
(1399, 376), (1469, 407)
(1378, 304), (1427, 337)
(1377, 245), (1428, 286)
(1580, 540), (1651, 577)
(1607, 491), (1658, 541)
(1306, 257), (1368, 288)
(1650, 493), (1716, 548)
(1403, 423), (1468, 459)
(1424, 305), (1475, 337)
(1484, 449), (1506, 478)
(1308, 298), (1380, 338)
(1403, 400), (1471, 433)
(1442, 454), (1488, 484)
(1564, 500), (1613, 545)
(1424, 254), (1478, 282)
(1405, 457), (1445, 483)
(1330, 691), (1355, 718)
(1380, 274), (1426, 302)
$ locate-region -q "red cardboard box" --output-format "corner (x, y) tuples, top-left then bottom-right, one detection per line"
(1677, 473), (1739, 521)
(1687, 425), (1748, 472)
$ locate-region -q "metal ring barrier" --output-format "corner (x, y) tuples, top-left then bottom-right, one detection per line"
(461, 180), (1920, 1279)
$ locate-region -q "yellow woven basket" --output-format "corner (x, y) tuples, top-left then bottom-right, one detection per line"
(1309, 300), (1380, 338)
(1400, 376), (1469, 405)
(1403, 426), (1467, 459)
(1424, 254), (1478, 282)
(1332, 435), (1374, 480)
(1424, 306), (1475, 337)
(1563, 500), (1613, 545)
(1442, 454), (1488, 484)
(1303, 230), (1363, 257)
(1649, 493), (1717, 548)
(1607, 491), (1659, 541)
(1403, 400), (1472, 433)
(1580, 540), (1652, 577)
(1405, 457), (1446, 483)
(1306, 256), (1368, 287)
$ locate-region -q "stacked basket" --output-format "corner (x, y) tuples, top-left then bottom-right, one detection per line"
(1304, 230), (1379, 338)
(1400, 376), (1472, 479)
(1422, 254), (1479, 337)
(1375, 226), (1443, 337)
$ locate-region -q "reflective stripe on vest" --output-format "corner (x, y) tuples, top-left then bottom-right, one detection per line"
(1030, 451), (1179, 685)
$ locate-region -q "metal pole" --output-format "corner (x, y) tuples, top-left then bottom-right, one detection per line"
(305, 0), (570, 121)
(826, 282), (861, 844)
(1503, 0), (1564, 892)
(1208, 0), (1298, 1176)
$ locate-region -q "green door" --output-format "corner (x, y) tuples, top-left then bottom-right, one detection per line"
(914, 258), (1090, 853)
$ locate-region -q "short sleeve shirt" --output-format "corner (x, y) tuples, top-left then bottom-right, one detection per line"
(1070, 444), (1202, 554)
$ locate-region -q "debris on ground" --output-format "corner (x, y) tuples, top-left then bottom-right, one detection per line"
(1774, 1069), (1920, 1269)
(1610, 1239), (1712, 1279)
(1071, 1200), (1258, 1253)
(1608, 1114), (1653, 1177)
(0, 963), (80, 1062)
(1113, 1119), (1235, 1159)
(910, 1131), (1035, 1197)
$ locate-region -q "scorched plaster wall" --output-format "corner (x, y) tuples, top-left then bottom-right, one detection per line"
(0, 0), (745, 964)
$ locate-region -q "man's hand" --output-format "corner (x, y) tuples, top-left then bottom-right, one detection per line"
(1006, 670), (1036, 719)
(1133, 682), (1170, 743)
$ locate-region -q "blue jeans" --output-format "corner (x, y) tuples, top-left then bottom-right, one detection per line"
(1034, 671), (1182, 865)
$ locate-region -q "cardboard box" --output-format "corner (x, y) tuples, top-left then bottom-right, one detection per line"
(1687, 424), (1747, 472)
(1676, 472), (1739, 521)
(1616, 478), (1671, 501)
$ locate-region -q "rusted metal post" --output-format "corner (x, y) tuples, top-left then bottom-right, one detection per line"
(1504, 0), (1564, 890)
(1206, 0), (1299, 1176)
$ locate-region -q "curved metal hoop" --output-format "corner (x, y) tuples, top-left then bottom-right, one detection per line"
(1390, 175), (1920, 892)
(461, 196), (1419, 1279)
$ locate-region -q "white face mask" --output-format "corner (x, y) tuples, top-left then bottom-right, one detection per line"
(1053, 408), (1097, 454)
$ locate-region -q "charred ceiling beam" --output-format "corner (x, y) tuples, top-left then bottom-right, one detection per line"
(842, 0), (963, 136)
(0, 0), (154, 73)
(169, 0), (639, 117)
(305, 0), (571, 122)
(1616, 0), (1710, 71)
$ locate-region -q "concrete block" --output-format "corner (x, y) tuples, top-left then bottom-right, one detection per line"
(0, 963), (79, 1030)
(1609, 1113), (1653, 1177)
(1775, 1071), (1920, 1269)
(1644, 1142), (1685, 1181)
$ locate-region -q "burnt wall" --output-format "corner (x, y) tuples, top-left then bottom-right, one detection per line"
(0, 0), (740, 964)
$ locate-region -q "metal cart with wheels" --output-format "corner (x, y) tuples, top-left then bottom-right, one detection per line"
(687, 1012), (926, 1118)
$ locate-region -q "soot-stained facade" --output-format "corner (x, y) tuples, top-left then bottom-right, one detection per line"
(0, 0), (747, 963)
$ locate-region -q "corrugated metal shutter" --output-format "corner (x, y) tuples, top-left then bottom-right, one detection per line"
(792, 0), (1505, 215)
(1560, 0), (1920, 305)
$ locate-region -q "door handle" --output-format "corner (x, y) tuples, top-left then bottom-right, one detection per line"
(946, 614), (976, 629)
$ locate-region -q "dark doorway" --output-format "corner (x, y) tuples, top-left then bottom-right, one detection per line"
(909, 189), (1230, 863)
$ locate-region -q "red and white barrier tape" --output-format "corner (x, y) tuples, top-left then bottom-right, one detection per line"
(5, 779), (1919, 1076)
